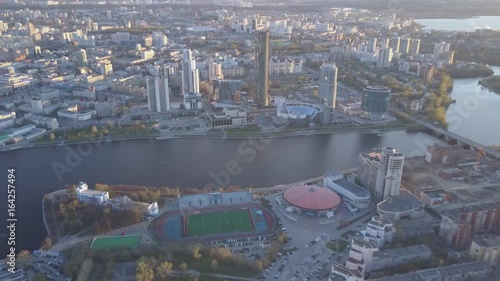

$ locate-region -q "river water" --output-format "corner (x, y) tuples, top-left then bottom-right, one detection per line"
(415, 16), (500, 32)
(0, 131), (443, 254)
(446, 66), (500, 146)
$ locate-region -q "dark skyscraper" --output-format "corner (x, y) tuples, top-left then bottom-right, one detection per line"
(255, 31), (269, 106)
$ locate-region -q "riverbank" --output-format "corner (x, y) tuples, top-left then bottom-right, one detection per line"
(479, 75), (500, 94)
(1, 121), (406, 151)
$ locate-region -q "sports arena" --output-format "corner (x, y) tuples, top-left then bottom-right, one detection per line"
(150, 191), (275, 242)
(277, 101), (322, 120)
(278, 185), (342, 217)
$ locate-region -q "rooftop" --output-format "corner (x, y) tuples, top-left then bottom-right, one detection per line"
(351, 236), (378, 250)
(326, 172), (371, 197)
(374, 244), (431, 260)
(377, 189), (424, 214)
(422, 189), (448, 199)
(283, 185), (341, 211)
(473, 236), (500, 248)
(372, 262), (490, 281)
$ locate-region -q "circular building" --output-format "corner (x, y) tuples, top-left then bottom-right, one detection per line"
(282, 185), (341, 217)
(277, 102), (321, 120)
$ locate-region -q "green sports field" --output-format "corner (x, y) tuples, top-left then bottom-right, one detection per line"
(90, 235), (141, 250)
(186, 209), (254, 237)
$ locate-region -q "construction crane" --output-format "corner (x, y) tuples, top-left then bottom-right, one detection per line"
(474, 147), (485, 176)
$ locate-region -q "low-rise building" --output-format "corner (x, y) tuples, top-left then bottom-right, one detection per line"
(76, 181), (109, 205)
(371, 244), (431, 271)
(376, 189), (425, 221)
(207, 107), (247, 127)
(57, 105), (92, 121)
(372, 261), (490, 281)
(324, 172), (371, 210)
(329, 264), (363, 281)
(24, 113), (59, 130)
(469, 236), (500, 265)
(420, 189), (450, 208)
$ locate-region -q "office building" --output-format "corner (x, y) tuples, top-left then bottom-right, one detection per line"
(183, 93), (203, 110)
(358, 147), (404, 201)
(434, 42), (451, 57)
(146, 76), (170, 112)
(469, 237), (500, 265)
(361, 86), (391, 120)
(207, 107), (247, 127)
(212, 79), (241, 101)
(181, 49), (199, 93)
(76, 181), (109, 205)
(76, 49), (88, 67)
(100, 61), (113, 76)
(209, 61), (223, 81)
(361, 216), (394, 248)
(377, 48), (393, 68)
(400, 38), (411, 53)
(409, 38), (421, 54)
(319, 63), (338, 108)
(345, 237), (378, 274)
(255, 31), (270, 106)
(389, 37), (400, 53)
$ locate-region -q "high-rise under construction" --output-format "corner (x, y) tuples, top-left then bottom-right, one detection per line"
(255, 31), (269, 106)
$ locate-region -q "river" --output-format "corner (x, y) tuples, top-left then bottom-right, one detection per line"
(415, 16), (500, 32)
(446, 66), (500, 146)
(0, 131), (444, 254)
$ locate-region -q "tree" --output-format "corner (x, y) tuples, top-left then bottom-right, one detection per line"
(191, 244), (202, 260)
(49, 133), (56, 141)
(136, 260), (155, 281)
(91, 126), (98, 133)
(35, 273), (50, 281)
(210, 259), (218, 271)
(76, 259), (94, 281)
(17, 250), (31, 268)
(179, 262), (188, 271)
(40, 237), (52, 250)
(156, 261), (173, 281)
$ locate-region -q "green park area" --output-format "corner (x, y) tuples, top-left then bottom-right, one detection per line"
(90, 235), (141, 250)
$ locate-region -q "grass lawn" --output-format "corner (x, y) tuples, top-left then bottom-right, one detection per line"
(90, 235), (141, 250)
(340, 230), (357, 240)
(326, 240), (349, 253)
(187, 210), (253, 237)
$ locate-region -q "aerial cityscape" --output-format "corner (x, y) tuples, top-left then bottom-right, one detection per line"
(1, 0), (500, 281)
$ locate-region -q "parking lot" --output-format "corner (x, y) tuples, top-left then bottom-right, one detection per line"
(31, 252), (70, 281)
(259, 193), (376, 281)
